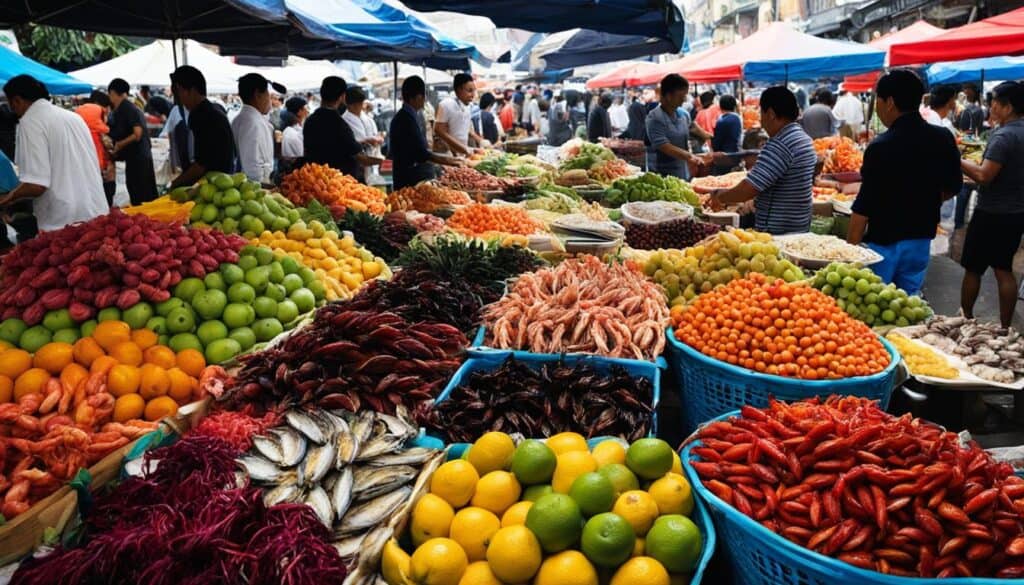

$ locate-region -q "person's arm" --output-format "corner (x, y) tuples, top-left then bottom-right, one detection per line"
(434, 120), (470, 156)
(113, 124), (143, 154)
(0, 182), (46, 208)
(962, 130), (1006, 186)
(711, 178), (760, 207)
(690, 121), (711, 142)
(170, 163), (206, 189)
(847, 213), (869, 245)
(646, 111), (700, 165)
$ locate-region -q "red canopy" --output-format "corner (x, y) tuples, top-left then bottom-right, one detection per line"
(890, 7), (1024, 66)
(628, 46), (726, 86)
(586, 61), (660, 89)
(843, 21), (944, 92)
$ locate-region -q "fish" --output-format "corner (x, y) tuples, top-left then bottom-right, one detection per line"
(335, 429), (359, 468)
(332, 532), (367, 558)
(252, 434), (284, 465)
(299, 441), (337, 486)
(331, 466), (355, 520)
(305, 485), (335, 527)
(286, 409), (331, 444)
(355, 435), (404, 461)
(270, 427), (307, 468)
(350, 411), (376, 446)
(365, 448), (438, 467)
(355, 525), (394, 575)
(319, 409), (351, 436)
(237, 455), (291, 483)
(352, 465), (418, 501)
(337, 486), (412, 534)
(263, 483), (302, 507)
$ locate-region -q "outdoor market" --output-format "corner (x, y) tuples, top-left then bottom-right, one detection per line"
(0, 0), (1023, 584)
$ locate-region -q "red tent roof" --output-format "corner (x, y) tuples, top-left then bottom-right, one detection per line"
(586, 61), (660, 89)
(843, 21), (945, 92)
(890, 7), (1024, 66)
(628, 46), (727, 86)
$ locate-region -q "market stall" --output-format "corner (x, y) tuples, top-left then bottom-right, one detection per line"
(890, 6), (1024, 67)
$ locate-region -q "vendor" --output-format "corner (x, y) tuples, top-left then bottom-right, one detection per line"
(709, 86), (816, 234)
(847, 70), (962, 297)
(960, 81), (1024, 327)
(646, 75), (709, 180)
(304, 76), (377, 181)
(434, 73), (486, 156)
(168, 66), (237, 189)
(231, 73), (284, 184)
(389, 76), (465, 190)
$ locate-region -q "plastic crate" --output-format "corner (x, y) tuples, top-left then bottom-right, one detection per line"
(681, 426), (1009, 585)
(667, 328), (900, 434)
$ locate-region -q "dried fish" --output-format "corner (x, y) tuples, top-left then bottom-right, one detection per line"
(286, 410), (331, 444)
(305, 485), (335, 527)
(331, 467), (355, 520)
(271, 427), (308, 468)
(251, 434), (283, 464)
(337, 487), (412, 535)
(365, 448), (438, 467)
(299, 441), (338, 486)
(237, 455), (291, 484)
(353, 465), (418, 501)
(263, 483), (301, 507)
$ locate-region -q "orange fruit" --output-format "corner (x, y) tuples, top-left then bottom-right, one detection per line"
(90, 355), (119, 376)
(175, 348), (206, 378)
(0, 349), (33, 379)
(93, 321), (131, 352)
(109, 341), (143, 366)
(32, 342), (74, 374)
(72, 337), (105, 367)
(0, 375), (12, 402)
(60, 363), (89, 395)
(0, 340), (12, 351)
(113, 393), (145, 422)
(130, 329), (159, 351)
(107, 364), (141, 397)
(138, 364), (170, 400)
(144, 396), (178, 421)
(166, 367), (194, 404)
(13, 368), (50, 400)
(144, 346), (177, 369)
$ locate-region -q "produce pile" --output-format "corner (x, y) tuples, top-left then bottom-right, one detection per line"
(625, 218), (721, 250)
(387, 183), (471, 213)
(776, 234), (880, 265)
(523, 189), (584, 215)
(382, 433), (703, 585)
(606, 173), (700, 207)
(336, 210), (416, 264)
(814, 137), (863, 174)
(899, 316), (1024, 384)
(446, 203), (545, 237)
(482, 256), (670, 360)
(811, 263), (932, 327)
(121, 194), (194, 224)
(691, 396), (1024, 578)
(171, 171), (305, 236)
(620, 201), (693, 223)
(559, 141), (616, 172)
(588, 158), (634, 184)
(690, 171), (748, 193)
(742, 106), (760, 129)
(437, 166), (515, 194)
(886, 333), (958, 379)
(281, 163), (388, 216)
(673, 274), (891, 380)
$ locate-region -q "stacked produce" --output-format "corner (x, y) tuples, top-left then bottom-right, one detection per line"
(814, 137), (863, 174)
(673, 273), (891, 380)
(474, 152), (513, 177)
(382, 433), (703, 585)
(482, 256), (670, 360)
(122, 194), (194, 223)
(523, 188), (583, 215)
(642, 229), (804, 306)
(281, 163), (388, 216)
(559, 141), (616, 172)
(406, 212), (446, 234)
(625, 218), (721, 250)
(777, 234), (881, 265)
(387, 183), (471, 213)
(171, 171), (305, 236)
(0, 209), (246, 326)
(886, 333), (958, 379)
(691, 396), (1024, 578)
(437, 166), (515, 194)
(606, 173), (700, 207)
(446, 203), (545, 237)
(898, 316), (1024, 384)
(588, 158), (634, 184)
(424, 356), (655, 442)
(811, 263), (932, 327)
(742, 105), (760, 129)
(337, 210), (416, 263)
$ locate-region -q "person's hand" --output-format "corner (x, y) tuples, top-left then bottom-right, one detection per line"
(706, 190), (725, 212)
(480, 140), (492, 148)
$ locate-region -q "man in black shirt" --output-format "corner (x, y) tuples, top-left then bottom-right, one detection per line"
(303, 76), (376, 180)
(388, 76), (463, 190)
(168, 66), (236, 189)
(588, 93), (613, 142)
(848, 69), (962, 295)
(107, 78), (157, 204)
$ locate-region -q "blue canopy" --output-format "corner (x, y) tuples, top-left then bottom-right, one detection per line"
(926, 56), (1024, 85)
(0, 45), (90, 95)
(535, 29), (676, 70)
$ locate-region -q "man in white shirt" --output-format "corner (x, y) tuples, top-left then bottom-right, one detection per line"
(522, 87), (543, 136)
(434, 73), (486, 156)
(922, 85), (958, 136)
(0, 75), (107, 232)
(342, 86), (383, 182)
(609, 94), (629, 136)
(231, 73), (283, 184)
(833, 88), (865, 136)
(280, 96), (307, 159)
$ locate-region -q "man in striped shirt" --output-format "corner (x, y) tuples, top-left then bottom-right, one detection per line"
(709, 87), (816, 234)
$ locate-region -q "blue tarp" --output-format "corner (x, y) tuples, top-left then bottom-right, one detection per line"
(0, 45), (90, 95)
(537, 30), (676, 70)
(926, 56), (1024, 85)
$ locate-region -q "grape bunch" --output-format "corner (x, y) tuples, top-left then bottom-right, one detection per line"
(811, 263), (932, 327)
(625, 218), (721, 250)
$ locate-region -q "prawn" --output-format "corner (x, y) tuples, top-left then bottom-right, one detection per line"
(38, 377), (63, 415)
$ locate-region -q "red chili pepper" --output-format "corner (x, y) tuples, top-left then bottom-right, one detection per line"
(722, 443), (753, 462)
(807, 524), (839, 551)
(838, 551), (875, 570)
(705, 479), (733, 504)
(937, 502), (970, 525)
(964, 488), (999, 515)
(842, 524), (874, 552)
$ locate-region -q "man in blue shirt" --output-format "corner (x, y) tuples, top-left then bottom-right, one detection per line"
(711, 95), (743, 175)
(388, 76), (464, 190)
(645, 75), (710, 180)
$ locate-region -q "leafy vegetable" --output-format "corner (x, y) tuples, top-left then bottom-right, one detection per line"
(337, 210), (416, 263)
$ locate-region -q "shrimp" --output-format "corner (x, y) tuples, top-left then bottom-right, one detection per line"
(38, 377), (63, 415)
(2, 479), (31, 518)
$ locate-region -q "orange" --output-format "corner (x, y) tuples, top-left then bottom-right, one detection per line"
(144, 395), (178, 421)
(93, 321), (131, 352)
(0, 340), (11, 351)
(166, 367), (194, 404)
(0, 375), (12, 402)
(109, 341), (143, 366)
(113, 393), (145, 422)
(138, 364), (170, 400)
(130, 329), (159, 351)
(174, 348), (206, 377)
(60, 363), (89, 395)
(32, 342), (74, 374)
(144, 345), (177, 369)
(90, 355), (119, 376)
(107, 364), (141, 397)
(13, 368), (50, 400)
(0, 349), (33, 379)
(72, 337), (105, 367)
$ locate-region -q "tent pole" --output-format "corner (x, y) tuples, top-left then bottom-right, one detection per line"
(393, 61), (398, 112)
(172, 37), (179, 69)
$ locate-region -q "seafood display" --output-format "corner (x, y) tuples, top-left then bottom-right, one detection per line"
(387, 183), (472, 213)
(886, 333), (958, 379)
(482, 256), (670, 360)
(437, 166), (518, 194)
(899, 316), (1024, 384)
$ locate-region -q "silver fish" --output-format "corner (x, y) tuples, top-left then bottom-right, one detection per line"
(331, 466), (355, 520)
(320, 410), (351, 436)
(238, 455), (290, 483)
(376, 410), (417, 441)
(338, 486), (411, 534)
(305, 485), (335, 527)
(299, 441), (337, 486)
(252, 434), (284, 465)
(352, 466), (418, 501)
(355, 525), (393, 575)
(336, 429), (359, 468)
(263, 483), (302, 507)
(332, 532), (366, 558)
(355, 435), (404, 461)
(286, 409), (330, 444)
(270, 427), (307, 467)
(365, 448), (438, 467)
(350, 411), (376, 445)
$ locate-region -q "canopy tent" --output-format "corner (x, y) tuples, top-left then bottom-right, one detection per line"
(254, 56), (347, 92)
(926, 55), (1024, 85)
(629, 45), (726, 86)
(842, 21), (945, 92)
(0, 44), (90, 95)
(364, 63), (450, 88)
(681, 22), (885, 83)
(534, 29), (673, 70)
(890, 7), (1024, 66)
(586, 61), (661, 89)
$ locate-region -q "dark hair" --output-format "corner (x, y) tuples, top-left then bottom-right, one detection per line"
(345, 86), (366, 105)
(660, 74), (689, 97)
(599, 93), (613, 108)
(279, 110), (299, 128)
(320, 76), (347, 103)
(962, 83), (980, 102)
(719, 95), (738, 112)
(401, 75), (426, 102)
(875, 69), (924, 113)
(238, 73), (269, 104)
(88, 89), (111, 108)
(107, 78), (130, 96)
(759, 86), (799, 120)
(813, 88), (834, 107)
(284, 96), (307, 114)
(453, 73), (473, 90)
(170, 66), (206, 95)
(480, 92), (495, 110)
(992, 81), (1024, 114)
(4, 75), (48, 102)
(928, 84), (957, 109)
(699, 91), (715, 108)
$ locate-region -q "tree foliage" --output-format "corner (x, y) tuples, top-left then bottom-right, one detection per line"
(14, 25), (135, 71)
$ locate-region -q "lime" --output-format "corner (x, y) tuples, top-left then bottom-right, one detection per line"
(523, 485), (554, 502)
(244, 266), (270, 293)
(174, 278), (206, 303)
(204, 272), (226, 291)
(625, 439), (674, 480)
(51, 328), (80, 344)
(525, 493), (583, 553)
(196, 320), (229, 346)
(282, 273), (304, 295)
(200, 205), (218, 223)
(298, 266), (317, 285)
(227, 282), (256, 304)
(192, 289), (228, 321)
(290, 288), (316, 313)
(252, 318), (283, 342)
(254, 247), (275, 266)
(223, 204), (242, 219)
(0, 318), (27, 345)
(223, 303), (256, 329)
(145, 316), (167, 334)
(238, 255), (259, 272)
(155, 297), (185, 317)
(264, 283), (287, 302)
(569, 472), (616, 517)
(228, 327), (256, 350)
(96, 307), (121, 323)
(308, 280), (327, 301)
(122, 303), (154, 331)
(280, 256), (301, 275)
(205, 337), (242, 364)
(166, 307), (196, 334)
(253, 297), (278, 319)
(276, 300), (299, 323)
(41, 309), (74, 332)
(169, 186), (191, 202)
(511, 439), (557, 485)
(198, 182), (218, 200)
(168, 332), (203, 353)
(267, 262), (285, 284)
(19, 326), (52, 353)
(581, 513), (636, 568)
(79, 320), (98, 338)
(220, 264), (245, 285)
(645, 515), (702, 573)
(222, 188), (241, 205)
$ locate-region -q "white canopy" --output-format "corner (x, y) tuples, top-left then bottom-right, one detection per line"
(254, 56), (346, 92)
(364, 63), (450, 89)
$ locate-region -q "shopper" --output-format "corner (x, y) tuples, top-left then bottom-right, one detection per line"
(168, 66), (237, 189)
(231, 73), (279, 184)
(710, 95), (743, 175)
(694, 91), (720, 137)
(960, 81), (1024, 327)
(922, 84), (958, 135)
(957, 83), (986, 135)
(833, 89), (865, 137)
(304, 76), (373, 180)
(388, 76), (464, 190)
(343, 86), (383, 183)
(435, 73), (486, 156)
(847, 70), (962, 296)
(522, 87), (543, 136)
(588, 93), (613, 142)
(709, 86), (816, 234)
(108, 78), (158, 204)
(499, 94), (516, 132)
(799, 88), (840, 139)
(624, 93), (647, 141)
(75, 90), (115, 206)
(0, 75), (107, 231)
(477, 93), (501, 144)
(609, 94), (629, 136)
(646, 75), (709, 180)
(280, 97), (307, 159)
(547, 93), (572, 147)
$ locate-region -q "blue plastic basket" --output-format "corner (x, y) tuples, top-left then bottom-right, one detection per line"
(667, 328), (900, 434)
(430, 350), (661, 441)
(682, 415), (1009, 585)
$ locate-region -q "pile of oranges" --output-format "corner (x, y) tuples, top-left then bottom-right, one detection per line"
(672, 273), (890, 380)
(446, 204), (545, 237)
(280, 163), (387, 215)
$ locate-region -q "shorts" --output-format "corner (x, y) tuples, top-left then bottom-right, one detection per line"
(864, 238), (931, 296)
(961, 208), (1024, 274)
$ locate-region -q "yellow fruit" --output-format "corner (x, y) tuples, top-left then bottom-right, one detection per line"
(362, 261), (382, 279)
(467, 432), (515, 475)
(90, 354), (119, 375)
(633, 537), (646, 557)
(166, 367), (195, 404)
(648, 473), (693, 516)
(0, 340), (11, 351)
(457, 561), (501, 585)
(610, 557), (670, 585)
(175, 348), (206, 378)
(485, 526), (541, 584)
(670, 451), (683, 476)
(534, 550), (598, 585)
(144, 395), (178, 421)
(409, 538), (468, 585)
(430, 460), (480, 508)
(32, 342), (74, 374)
(138, 364), (170, 400)
(0, 375), (13, 402)
(130, 329), (159, 351)
(72, 337), (105, 367)
(93, 321), (131, 351)
(613, 491), (660, 537)
(449, 507), (500, 562)
(13, 368), (50, 400)
(500, 501), (532, 527)
(547, 432), (589, 455)
(382, 538), (413, 585)
(0, 349), (33, 379)
(144, 345), (178, 369)
(592, 440), (627, 467)
(552, 451), (597, 494)
(109, 341), (143, 366)
(113, 393), (146, 422)
(412, 494), (455, 547)
(107, 364), (141, 397)
(60, 362), (89, 395)
(470, 471), (521, 516)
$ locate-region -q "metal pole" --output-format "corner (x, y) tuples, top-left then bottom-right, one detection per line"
(393, 61), (398, 111)
(172, 37), (179, 68)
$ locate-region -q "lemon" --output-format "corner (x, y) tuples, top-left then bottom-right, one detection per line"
(648, 473), (694, 516)
(470, 471), (521, 516)
(466, 432), (515, 475)
(500, 500), (532, 527)
(533, 550), (598, 585)
(382, 538), (413, 585)
(670, 451), (683, 476)
(412, 494), (456, 546)
(457, 561), (502, 585)
(552, 451), (597, 494)
(625, 439), (674, 480)
(547, 432), (589, 455)
(431, 460), (480, 508)
(409, 538), (468, 585)
(610, 557), (670, 585)
(449, 507), (501, 562)
(592, 439), (627, 467)
(486, 526), (542, 584)
(612, 490), (660, 537)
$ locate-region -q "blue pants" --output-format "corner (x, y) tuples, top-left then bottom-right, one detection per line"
(865, 239), (931, 295)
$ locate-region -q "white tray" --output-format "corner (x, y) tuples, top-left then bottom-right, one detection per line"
(774, 234), (883, 269)
(889, 330), (1024, 390)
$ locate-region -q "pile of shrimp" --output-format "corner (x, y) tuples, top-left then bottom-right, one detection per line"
(482, 255), (670, 361)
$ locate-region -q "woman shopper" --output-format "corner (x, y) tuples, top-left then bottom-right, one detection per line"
(960, 81), (1024, 327)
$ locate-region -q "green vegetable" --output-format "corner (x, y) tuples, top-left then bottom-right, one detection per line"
(606, 173), (699, 206)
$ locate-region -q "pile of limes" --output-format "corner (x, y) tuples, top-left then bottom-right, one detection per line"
(382, 432), (703, 585)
